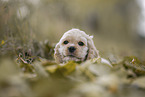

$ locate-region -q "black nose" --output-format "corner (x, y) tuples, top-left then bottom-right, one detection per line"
(68, 46), (76, 53)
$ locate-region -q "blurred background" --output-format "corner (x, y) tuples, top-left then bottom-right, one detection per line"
(0, 0), (145, 97)
(0, 0), (145, 59)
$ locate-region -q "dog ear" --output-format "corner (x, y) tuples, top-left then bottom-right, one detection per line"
(54, 43), (63, 63)
(86, 36), (100, 60)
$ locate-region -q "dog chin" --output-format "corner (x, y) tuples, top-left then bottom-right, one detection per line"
(63, 56), (81, 62)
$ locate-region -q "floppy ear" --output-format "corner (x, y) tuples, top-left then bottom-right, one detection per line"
(86, 36), (100, 60)
(54, 43), (63, 63)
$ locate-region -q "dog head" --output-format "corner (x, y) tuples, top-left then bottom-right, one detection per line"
(54, 29), (99, 63)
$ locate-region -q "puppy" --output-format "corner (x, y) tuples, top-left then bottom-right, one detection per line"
(54, 28), (100, 63)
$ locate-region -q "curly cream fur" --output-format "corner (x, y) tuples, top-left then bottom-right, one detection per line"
(54, 28), (100, 63)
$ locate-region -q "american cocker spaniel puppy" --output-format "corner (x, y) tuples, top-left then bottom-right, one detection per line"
(54, 28), (100, 63)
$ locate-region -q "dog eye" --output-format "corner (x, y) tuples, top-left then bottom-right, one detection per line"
(78, 41), (84, 46)
(63, 40), (69, 44)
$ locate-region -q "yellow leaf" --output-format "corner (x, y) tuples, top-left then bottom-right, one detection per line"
(1, 40), (5, 45)
(45, 65), (58, 73)
(91, 57), (101, 63)
(59, 61), (78, 75)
